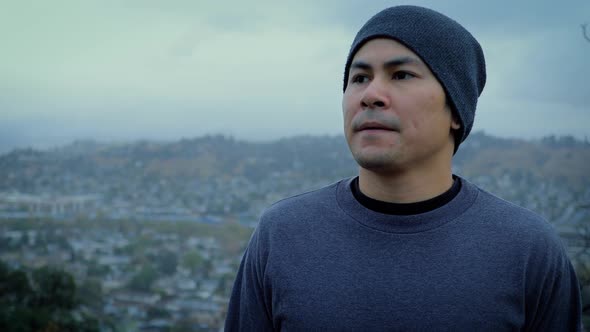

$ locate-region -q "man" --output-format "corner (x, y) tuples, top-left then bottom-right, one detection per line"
(225, 5), (582, 331)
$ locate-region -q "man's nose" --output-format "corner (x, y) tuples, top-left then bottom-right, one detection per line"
(360, 79), (388, 109)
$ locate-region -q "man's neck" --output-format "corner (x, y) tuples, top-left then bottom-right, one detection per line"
(358, 166), (454, 204)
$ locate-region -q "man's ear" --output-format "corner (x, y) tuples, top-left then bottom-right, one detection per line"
(451, 115), (461, 130)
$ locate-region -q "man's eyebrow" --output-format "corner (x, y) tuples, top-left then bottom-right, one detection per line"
(350, 61), (372, 71)
(383, 56), (423, 68)
(350, 56), (423, 71)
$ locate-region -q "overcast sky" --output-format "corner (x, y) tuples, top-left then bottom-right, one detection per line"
(1, 0), (589, 153)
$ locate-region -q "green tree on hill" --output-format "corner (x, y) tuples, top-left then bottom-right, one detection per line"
(155, 249), (178, 276)
(0, 261), (101, 332)
(128, 264), (159, 292)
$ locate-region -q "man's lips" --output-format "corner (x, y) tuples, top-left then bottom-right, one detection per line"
(356, 121), (395, 132)
(350, 110), (401, 133)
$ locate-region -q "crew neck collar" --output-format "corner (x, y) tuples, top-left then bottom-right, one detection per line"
(336, 176), (478, 234)
(351, 175), (461, 215)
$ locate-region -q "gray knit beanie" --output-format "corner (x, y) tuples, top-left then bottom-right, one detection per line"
(343, 5), (486, 151)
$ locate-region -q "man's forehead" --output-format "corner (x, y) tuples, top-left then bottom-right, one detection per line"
(351, 38), (425, 67)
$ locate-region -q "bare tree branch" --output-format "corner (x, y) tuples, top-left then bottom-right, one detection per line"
(582, 23), (590, 42)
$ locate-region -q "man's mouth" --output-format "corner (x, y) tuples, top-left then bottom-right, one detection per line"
(351, 111), (401, 133)
(357, 122), (395, 132)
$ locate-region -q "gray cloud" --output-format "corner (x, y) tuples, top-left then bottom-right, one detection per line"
(0, 0), (588, 153)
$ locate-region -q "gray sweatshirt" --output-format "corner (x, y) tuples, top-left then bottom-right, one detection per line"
(225, 177), (582, 331)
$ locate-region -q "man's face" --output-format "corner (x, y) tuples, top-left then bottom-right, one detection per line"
(342, 38), (459, 174)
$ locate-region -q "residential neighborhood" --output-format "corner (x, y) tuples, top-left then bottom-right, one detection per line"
(1, 133), (588, 330)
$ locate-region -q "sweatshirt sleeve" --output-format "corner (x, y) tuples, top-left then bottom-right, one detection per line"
(224, 225), (274, 331)
(524, 227), (582, 332)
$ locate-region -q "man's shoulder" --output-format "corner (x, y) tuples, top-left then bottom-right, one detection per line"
(264, 179), (343, 215)
(256, 178), (346, 229)
(464, 179), (561, 243)
(470, 181), (545, 222)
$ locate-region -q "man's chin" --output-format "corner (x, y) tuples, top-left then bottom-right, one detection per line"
(352, 152), (399, 172)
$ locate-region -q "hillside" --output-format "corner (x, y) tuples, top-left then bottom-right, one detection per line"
(455, 134), (590, 191)
(0, 132), (588, 223)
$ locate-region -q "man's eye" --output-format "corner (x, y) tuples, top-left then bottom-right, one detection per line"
(392, 71), (415, 80)
(351, 74), (369, 84)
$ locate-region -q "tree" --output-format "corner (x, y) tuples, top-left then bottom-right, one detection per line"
(182, 250), (205, 274)
(147, 306), (171, 320)
(0, 262), (33, 305)
(86, 260), (112, 278)
(33, 266), (76, 309)
(0, 262), (101, 332)
(128, 264), (159, 292)
(155, 249), (178, 276)
(582, 23), (590, 43)
(76, 278), (104, 311)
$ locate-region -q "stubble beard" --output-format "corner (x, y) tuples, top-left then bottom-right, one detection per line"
(350, 146), (402, 174)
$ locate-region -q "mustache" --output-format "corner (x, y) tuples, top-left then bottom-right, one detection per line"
(351, 109), (401, 132)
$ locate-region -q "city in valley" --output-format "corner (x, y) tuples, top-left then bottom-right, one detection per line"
(1, 133), (589, 331)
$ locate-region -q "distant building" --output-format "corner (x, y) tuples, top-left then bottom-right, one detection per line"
(0, 192), (100, 217)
